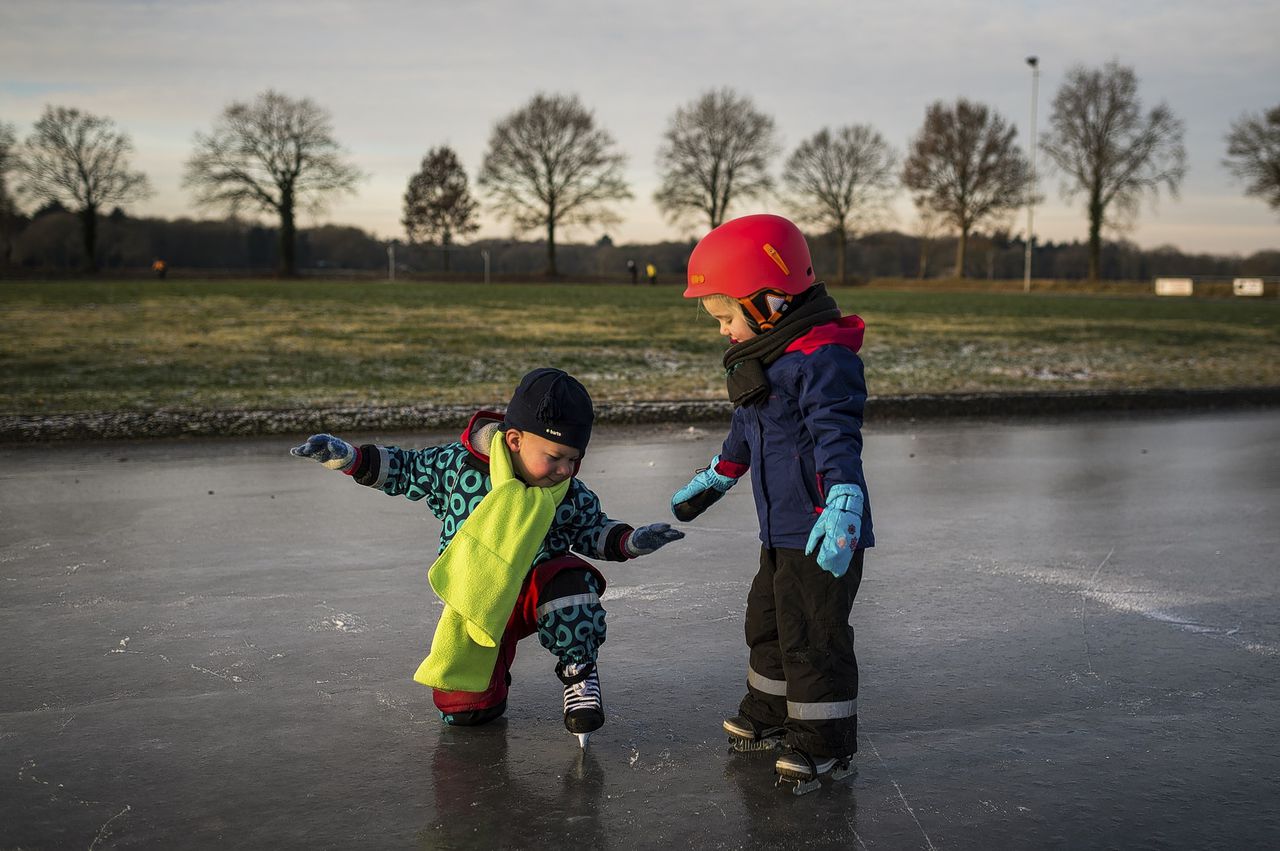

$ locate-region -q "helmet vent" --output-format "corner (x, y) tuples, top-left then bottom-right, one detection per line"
(762, 243), (790, 275)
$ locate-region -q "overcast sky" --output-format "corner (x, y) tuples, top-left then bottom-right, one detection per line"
(2, 0), (1277, 254)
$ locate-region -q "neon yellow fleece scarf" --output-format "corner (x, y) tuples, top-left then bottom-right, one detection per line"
(413, 430), (571, 692)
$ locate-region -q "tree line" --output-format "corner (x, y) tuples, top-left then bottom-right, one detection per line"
(1, 63), (1277, 281)
(11, 202), (1276, 283)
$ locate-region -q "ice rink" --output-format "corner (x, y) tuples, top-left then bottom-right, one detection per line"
(2, 410), (1278, 849)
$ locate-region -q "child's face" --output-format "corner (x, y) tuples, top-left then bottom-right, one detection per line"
(503, 429), (581, 487)
(703, 298), (757, 344)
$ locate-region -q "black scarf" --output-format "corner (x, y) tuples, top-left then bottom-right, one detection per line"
(722, 283), (842, 407)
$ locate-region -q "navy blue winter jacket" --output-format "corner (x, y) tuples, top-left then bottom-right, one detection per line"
(718, 316), (875, 550)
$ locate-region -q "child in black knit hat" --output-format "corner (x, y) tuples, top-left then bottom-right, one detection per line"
(291, 367), (683, 748)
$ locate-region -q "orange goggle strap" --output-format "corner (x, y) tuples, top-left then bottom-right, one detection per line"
(738, 289), (798, 332)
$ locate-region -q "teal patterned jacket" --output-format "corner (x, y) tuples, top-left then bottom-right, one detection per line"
(346, 411), (636, 565)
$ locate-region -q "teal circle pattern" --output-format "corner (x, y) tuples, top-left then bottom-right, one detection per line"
(536, 572), (606, 664)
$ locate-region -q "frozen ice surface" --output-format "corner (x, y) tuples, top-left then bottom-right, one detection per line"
(2, 411), (1279, 848)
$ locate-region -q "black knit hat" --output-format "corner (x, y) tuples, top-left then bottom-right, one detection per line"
(503, 368), (594, 454)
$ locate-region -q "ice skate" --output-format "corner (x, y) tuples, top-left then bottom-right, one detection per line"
(556, 661), (603, 749)
(723, 714), (785, 753)
(774, 748), (854, 796)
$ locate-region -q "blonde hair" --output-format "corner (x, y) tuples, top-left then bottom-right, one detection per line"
(698, 293), (742, 316)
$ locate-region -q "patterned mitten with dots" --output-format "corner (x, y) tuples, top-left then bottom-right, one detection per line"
(290, 434), (358, 472)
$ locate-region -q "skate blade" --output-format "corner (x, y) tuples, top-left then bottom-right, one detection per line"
(576, 732), (591, 749)
(728, 736), (784, 753)
(775, 775), (821, 796)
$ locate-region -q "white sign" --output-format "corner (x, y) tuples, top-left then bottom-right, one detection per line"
(1233, 278), (1264, 297)
(1155, 278), (1193, 296)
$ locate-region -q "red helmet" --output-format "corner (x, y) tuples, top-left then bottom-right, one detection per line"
(684, 214), (815, 299)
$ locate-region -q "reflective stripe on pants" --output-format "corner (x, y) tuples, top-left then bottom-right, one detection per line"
(787, 698), (858, 720)
(747, 665), (787, 696)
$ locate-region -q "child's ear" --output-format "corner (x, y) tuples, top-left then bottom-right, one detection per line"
(503, 429), (521, 453)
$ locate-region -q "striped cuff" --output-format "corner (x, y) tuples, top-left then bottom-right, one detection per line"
(352, 444), (391, 488)
(595, 521), (634, 561)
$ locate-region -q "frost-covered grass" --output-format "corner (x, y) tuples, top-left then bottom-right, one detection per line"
(2, 279), (1277, 413)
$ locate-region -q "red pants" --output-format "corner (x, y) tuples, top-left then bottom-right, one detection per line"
(431, 554), (606, 715)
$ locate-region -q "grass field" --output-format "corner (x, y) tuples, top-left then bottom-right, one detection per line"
(2, 279), (1277, 414)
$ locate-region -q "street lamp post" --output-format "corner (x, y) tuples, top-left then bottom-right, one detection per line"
(1024, 55), (1039, 294)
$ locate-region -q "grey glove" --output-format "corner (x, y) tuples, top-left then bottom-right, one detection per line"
(290, 433), (357, 472)
(624, 523), (686, 557)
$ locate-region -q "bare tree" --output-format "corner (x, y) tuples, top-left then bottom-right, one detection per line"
(14, 106), (150, 272)
(1041, 62), (1186, 282)
(184, 90), (362, 276)
(402, 146), (479, 271)
(477, 93), (630, 276)
(0, 120), (17, 267)
(654, 88), (780, 231)
(902, 99), (1029, 278)
(911, 203), (947, 280)
(784, 125), (897, 284)
(1223, 104), (1280, 216)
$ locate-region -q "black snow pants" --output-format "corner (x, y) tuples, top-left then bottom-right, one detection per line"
(738, 546), (864, 757)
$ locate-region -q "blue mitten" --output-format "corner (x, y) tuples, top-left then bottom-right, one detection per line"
(290, 433), (357, 472)
(624, 523), (686, 557)
(805, 484), (864, 577)
(671, 455), (740, 521)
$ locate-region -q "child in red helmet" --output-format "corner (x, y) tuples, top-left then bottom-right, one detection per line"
(670, 214), (875, 795)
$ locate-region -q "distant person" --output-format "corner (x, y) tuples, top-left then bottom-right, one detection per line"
(646, 262), (657, 286)
(670, 214), (874, 795)
(291, 368), (683, 749)
(152, 258), (167, 279)
(627, 258), (638, 285)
